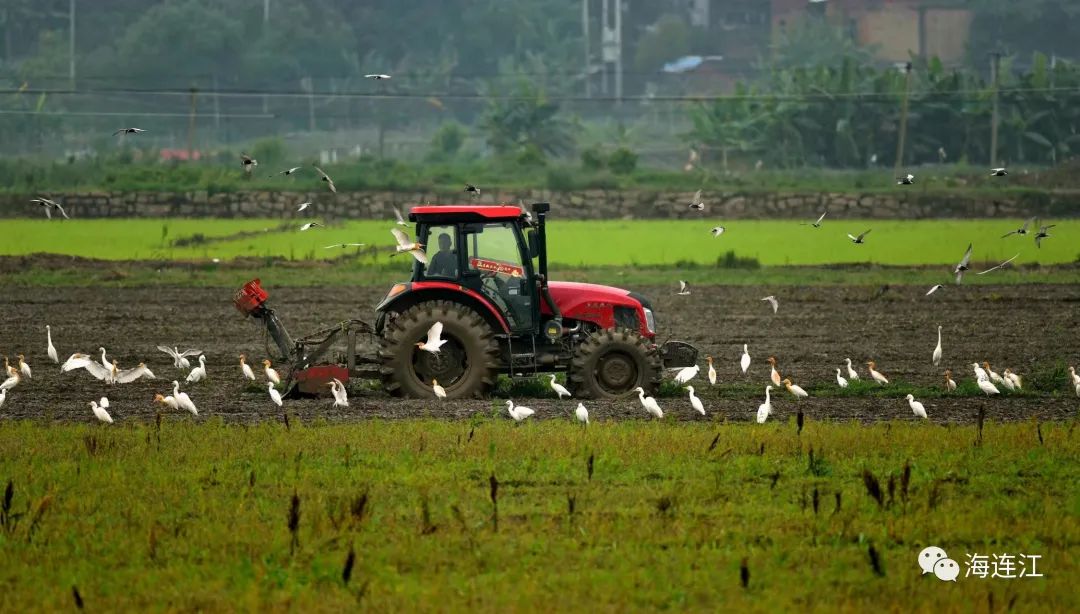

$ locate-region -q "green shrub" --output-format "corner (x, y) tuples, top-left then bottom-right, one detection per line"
(430, 121), (466, 158)
(608, 147), (638, 174)
(249, 138), (287, 167)
(581, 146), (606, 171)
(515, 143), (548, 168)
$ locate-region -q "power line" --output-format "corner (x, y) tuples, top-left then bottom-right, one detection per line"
(0, 109), (274, 118)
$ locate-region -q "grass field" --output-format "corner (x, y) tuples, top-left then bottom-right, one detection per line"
(0, 419), (1075, 611)
(0, 219), (1076, 267)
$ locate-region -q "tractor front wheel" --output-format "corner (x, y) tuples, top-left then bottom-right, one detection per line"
(568, 329), (663, 399)
(378, 300), (501, 399)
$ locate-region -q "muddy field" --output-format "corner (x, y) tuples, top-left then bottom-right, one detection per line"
(0, 282), (1077, 424)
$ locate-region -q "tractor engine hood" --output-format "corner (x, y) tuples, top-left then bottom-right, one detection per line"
(546, 281), (647, 311)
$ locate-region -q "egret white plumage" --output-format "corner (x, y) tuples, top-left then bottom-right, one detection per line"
(98, 347), (111, 371)
(0, 373), (17, 392)
(267, 381), (283, 407)
(802, 211), (827, 228)
(90, 400), (113, 424)
(844, 358), (860, 381)
(263, 360), (281, 384)
(0, 389), (6, 410)
(676, 280), (691, 295)
(1069, 366), (1080, 387)
(46, 325), (58, 363)
(926, 284), (944, 296)
(329, 378), (349, 408)
(688, 189), (705, 211)
(295, 201), (311, 212)
(983, 362), (1003, 385)
(711, 226), (726, 237)
(365, 73), (391, 80)
(978, 379), (1000, 396)
(239, 355), (256, 380)
(506, 399), (535, 422)
(1000, 372), (1016, 391)
(756, 386), (773, 424)
(154, 393), (179, 411)
(835, 368), (848, 388)
(972, 362), (989, 382)
(416, 321), (447, 353)
(673, 364), (699, 385)
(549, 374), (571, 399)
(391, 228), (428, 265)
(977, 253), (1019, 275)
(116, 363), (155, 383)
(990, 167), (1008, 177)
(906, 394), (928, 419)
(393, 206), (409, 227)
(944, 369), (957, 391)
(299, 222), (324, 231)
(766, 356), (782, 386)
(1004, 369), (1022, 390)
(157, 346), (202, 369)
(867, 361), (889, 385)
(706, 356), (717, 385)
(686, 385), (705, 415)
(740, 344), (751, 374)
(932, 325), (943, 366)
(847, 229), (872, 244)
(185, 355), (207, 383)
(574, 402), (589, 425)
(432, 379), (446, 399)
(782, 378), (808, 400)
(897, 173), (915, 185)
(635, 386), (663, 419)
(172, 381), (198, 414)
(273, 167), (302, 177)
(761, 295), (778, 314)
(16, 355), (31, 379)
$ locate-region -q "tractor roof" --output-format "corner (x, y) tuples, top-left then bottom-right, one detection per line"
(409, 205), (523, 221)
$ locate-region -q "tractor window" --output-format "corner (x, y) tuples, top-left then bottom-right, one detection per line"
(466, 223), (525, 278)
(423, 225), (458, 279)
(464, 222), (533, 332)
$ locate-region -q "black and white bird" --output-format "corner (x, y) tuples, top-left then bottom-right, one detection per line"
(465, 184), (480, 196)
(30, 197), (69, 220)
(847, 229), (872, 244)
(112, 127), (145, 136)
(1034, 223), (1055, 248)
(688, 189), (705, 211)
(897, 174), (915, 185)
(676, 280), (691, 296)
(977, 253), (1018, 275)
(324, 243), (365, 249)
(393, 206), (409, 227)
(365, 74), (391, 80)
(926, 284), (944, 296)
(761, 295), (778, 314)
(953, 243), (973, 284)
(990, 167), (1008, 177)
(1002, 216), (1036, 237)
(710, 226), (726, 237)
(299, 222), (324, 231)
(313, 165), (337, 193)
(241, 153), (258, 174)
(272, 167), (302, 177)
(802, 211), (827, 228)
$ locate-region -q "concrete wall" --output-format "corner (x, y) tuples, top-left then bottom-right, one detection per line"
(2, 189), (1077, 221)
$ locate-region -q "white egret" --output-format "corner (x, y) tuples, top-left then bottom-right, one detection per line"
(417, 322), (447, 353)
(313, 165), (337, 193)
(954, 244), (973, 284)
(0, 388), (5, 409)
(673, 364), (699, 385)
(676, 280), (691, 296)
(740, 344), (751, 374)
(1068, 366), (1079, 387)
(549, 375), (571, 399)
(634, 387), (663, 419)
(185, 355), (207, 383)
(574, 402), (589, 425)
(766, 357), (782, 387)
(267, 381), (283, 407)
(432, 379), (446, 399)
(978, 379), (1000, 396)
(46, 325), (58, 363)
(90, 400), (113, 424)
(686, 386), (705, 415)
(154, 393), (179, 411)
(783, 378), (808, 400)
(263, 360), (281, 384)
(391, 228), (427, 265)
(157, 346), (202, 369)
(1005, 369), (1021, 390)
(17, 355), (31, 379)
(847, 229), (871, 244)
(972, 362), (989, 382)
(506, 399), (535, 422)
(906, 394), (928, 419)
(835, 368), (848, 388)
(172, 381), (198, 415)
(867, 361), (889, 385)
(761, 295), (778, 314)
(944, 369), (957, 392)
(116, 363), (155, 383)
(0, 372), (18, 392)
(329, 379), (349, 408)
(932, 326), (943, 366)
(706, 356), (717, 385)
(983, 362), (1003, 385)
(1001, 373), (1016, 391)
(239, 355), (256, 381)
(756, 386), (773, 424)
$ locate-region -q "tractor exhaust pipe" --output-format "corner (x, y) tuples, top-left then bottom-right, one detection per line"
(531, 202), (563, 330)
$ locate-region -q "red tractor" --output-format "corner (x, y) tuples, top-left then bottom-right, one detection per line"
(234, 202), (697, 399)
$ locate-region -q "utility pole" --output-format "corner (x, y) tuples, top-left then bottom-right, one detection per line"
(187, 88), (198, 157)
(582, 0), (591, 98)
(990, 52), (1001, 168)
(263, 0), (270, 23)
(894, 62), (913, 175)
(68, 0), (76, 89)
(614, 0), (622, 105)
(600, 0), (608, 95)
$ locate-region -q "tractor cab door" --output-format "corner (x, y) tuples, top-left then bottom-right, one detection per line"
(461, 222), (536, 333)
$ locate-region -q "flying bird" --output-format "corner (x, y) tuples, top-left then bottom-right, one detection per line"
(977, 253), (1019, 275)
(1034, 223), (1055, 248)
(313, 165), (337, 193)
(393, 206), (409, 227)
(273, 167), (302, 177)
(802, 211), (828, 228)
(30, 198), (69, 220)
(296, 202), (312, 212)
(365, 74), (391, 80)
(676, 280), (691, 296)
(241, 153), (258, 174)
(300, 222), (324, 231)
(391, 228), (427, 264)
(711, 226), (726, 237)
(324, 243), (365, 249)
(847, 229), (871, 244)
(688, 189), (705, 211)
(990, 167), (1008, 177)
(897, 173), (914, 185)
(926, 284), (943, 296)
(112, 127), (145, 136)
(157, 346), (202, 369)
(953, 243), (973, 284)
(1002, 217), (1036, 237)
(417, 322), (447, 353)
(761, 295), (778, 314)
(465, 184), (480, 196)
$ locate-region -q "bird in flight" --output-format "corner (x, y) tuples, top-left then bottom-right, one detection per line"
(272, 167), (302, 177)
(688, 189), (705, 211)
(1002, 216), (1036, 238)
(391, 228), (427, 264)
(365, 74), (391, 80)
(393, 206), (409, 227)
(953, 243), (973, 284)
(977, 253), (1019, 275)
(112, 127), (145, 136)
(313, 165), (337, 193)
(761, 295), (778, 314)
(241, 153), (258, 174)
(847, 229), (872, 244)
(676, 280), (691, 296)
(711, 226), (726, 237)
(897, 174), (914, 185)
(926, 284), (943, 296)
(465, 184), (480, 196)
(324, 243), (365, 249)
(296, 202), (312, 212)
(802, 211), (827, 228)
(299, 222), (324, 231)
(30, 197), (69, 220)
(1034, 223), (1055, 248)
(990, 167), (1008, 177)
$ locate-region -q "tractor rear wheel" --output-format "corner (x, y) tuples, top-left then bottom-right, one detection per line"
(568, 329), (662, 399)
(378, 300), (501, 399)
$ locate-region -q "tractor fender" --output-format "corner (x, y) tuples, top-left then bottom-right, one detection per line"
(375, 282), (511, 334)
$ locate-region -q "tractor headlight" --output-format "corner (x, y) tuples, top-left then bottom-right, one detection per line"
(643, 308), (655, 333)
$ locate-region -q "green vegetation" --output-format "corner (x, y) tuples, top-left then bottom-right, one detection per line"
(0, 219), (1075, 267)
(0, 419), (1076, 610)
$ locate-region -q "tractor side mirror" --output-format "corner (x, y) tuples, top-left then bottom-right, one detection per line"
(527, 230), (540, 259)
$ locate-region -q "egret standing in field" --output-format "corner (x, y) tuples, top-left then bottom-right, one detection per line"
(1071, 366), (1080, 387)
(267, 381), (283, 407)
(978, 378), (1000, 396)
(0, 388), (6, 410)
(906, 394), (928, 419)
(983, 362), (1003, 385)
(549, 375), (571, 399)
(972, 362), (989, 382)
(740, 344), (751, 374)
(706, 356), (717, 385)
(867, 361), (889, 385)
(329, 378), (349, 408)
(506, 399), (535, 422)
(16, 355), (31, 379)
(944, 370), (957, 392)
(686, 386), (705, 416)
(432, 379), (446, 399)
(575, 402), (589, 426)
(782, 378), (808, 400)
(673, 364), (699, 385)
(835, 368), (848, 388)
(766, 357), (782, 387)
(263, 360), (281, 384)
(932, 325), (943, 366)
(172, 381), (198, 415)
(239, 355), (256, 381)
(844, 359), (860, 380)
(185, 355), (207, 383)
(154, 393), (179, 412)
(635, 387), (663, 419)
(0, 372), (18, 392)
(756, 386), (773, 424)
(46, 325), (58, 363)
(90, 400), (113, 424)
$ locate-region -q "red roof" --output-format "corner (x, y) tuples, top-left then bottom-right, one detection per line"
(409, 205), (523, 218)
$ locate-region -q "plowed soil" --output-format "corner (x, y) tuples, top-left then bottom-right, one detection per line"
(1, 283), (1077, 424)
